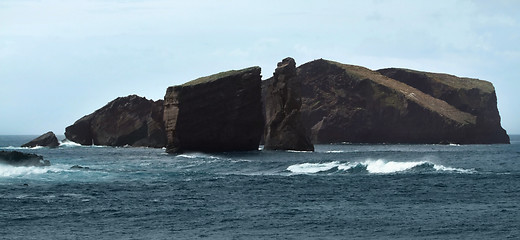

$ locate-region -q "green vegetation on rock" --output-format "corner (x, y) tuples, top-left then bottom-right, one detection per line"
(182, 67), (260, 87)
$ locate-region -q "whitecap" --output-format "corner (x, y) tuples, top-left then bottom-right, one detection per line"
(287, 161), (340, 174)
(177, 153), (220, 160)
(363, 159), (428, 174)
(286, 150), (313, 153)
(59, 140), (82, 147)
(177, 154), (198, 159)
(287, 159), (475, 175)
(433, 165), (476, 174)
(0, 164), (64, 178)
(1, 146), (43, 150)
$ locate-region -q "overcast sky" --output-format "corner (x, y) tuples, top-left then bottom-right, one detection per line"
(1, 0), (519, 135)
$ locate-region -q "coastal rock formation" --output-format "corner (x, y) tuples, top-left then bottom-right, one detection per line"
(21, 131), (59, 148)
(284, 59), (510, 144)
(0, 150), (50, 167)
(164, 67), (264, 153)
(377, 68), (510, 144)
(263, 57), (314, 151)
(65, 95), (167, 147)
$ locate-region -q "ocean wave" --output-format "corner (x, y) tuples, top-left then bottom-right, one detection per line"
(0, 164), (65, 178)
(286, 161), (341, 174)
(176, 153), (221, 160)
(59, 140), (82, 147)
(286, 159), (474, 175)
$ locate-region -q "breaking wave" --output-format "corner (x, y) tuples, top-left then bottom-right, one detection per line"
(287, 159), (475, 174)
(59, 140), (82, 147)
(0, 164), (66, 178)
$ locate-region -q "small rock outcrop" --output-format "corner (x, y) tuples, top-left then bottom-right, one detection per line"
(263, 57), (314, 151)
(21, 131), (59, 148)
(65, 95), (167, 147)
(164, 67), (264, 153)
(0, 150), (50, 167)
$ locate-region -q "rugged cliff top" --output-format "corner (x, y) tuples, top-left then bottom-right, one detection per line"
(325, 60), (477, 125)
(181, 66), (261, 87)
(378, 68), (495, 93)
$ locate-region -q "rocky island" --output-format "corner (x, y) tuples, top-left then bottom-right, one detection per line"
(65, 95), (166, 147)
(64, 57), (509, 150)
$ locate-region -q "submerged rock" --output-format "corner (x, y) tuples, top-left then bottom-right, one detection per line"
(70, 165), (90, 170)
(264, 57), (314, 151)
(164, 67), (264, 153)
(65, 95), (167, 148)
(263, 58), (509, 144)
(0, 150), (50, 167)
(21, 131), (60, 148)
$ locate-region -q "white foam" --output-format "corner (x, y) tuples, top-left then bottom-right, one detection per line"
(287, 159), (475, 174)
(1, 146), (43, 150)
(287, 150), (313, 153)
(286, 161), (340, 174)
(363, 159), (427, 174)
(0, 164), (63, 178)
(433, 165), (476, 174)
(59, 140), (82, 147)
(325, 150), (345, 153)
(176, 153), (221, 160)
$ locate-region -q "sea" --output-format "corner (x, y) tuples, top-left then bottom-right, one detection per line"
(0, 135), (519, 240)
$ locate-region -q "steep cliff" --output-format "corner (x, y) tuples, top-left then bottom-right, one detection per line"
(377, 68), (509, 143)
(264, 57), (314, 151)
(164, 67), (264, 153)
(290, 59), (507, 144)
(65, 95), (167, 147)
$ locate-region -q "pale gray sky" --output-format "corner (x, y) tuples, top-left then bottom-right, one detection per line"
(1, 0), (519, 134)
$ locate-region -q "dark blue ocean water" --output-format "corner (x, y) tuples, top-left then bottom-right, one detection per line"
(1, 135), (519, 239)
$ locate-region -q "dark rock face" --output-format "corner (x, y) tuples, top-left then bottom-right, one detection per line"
(65, 95), (167, 147)
(263, 57), (314, 151)
(21, 131), (59, 148)
(284, 59), (508, 144)
(0, 150), (50, 167)
(164, 67), (264, 153)
(377, 68), (510, 144)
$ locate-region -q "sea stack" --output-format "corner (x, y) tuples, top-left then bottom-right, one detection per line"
(21, 131), (59, 148)
(163, 67), (264, 153)
(65, 95), (167, 147)
(264, 57), (314, 151)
